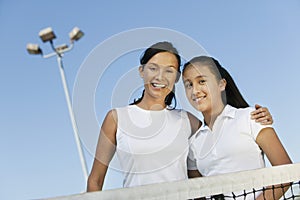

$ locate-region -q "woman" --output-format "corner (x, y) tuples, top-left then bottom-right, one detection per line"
(87, 42), (272, 191)
(183, 56), (292, 200)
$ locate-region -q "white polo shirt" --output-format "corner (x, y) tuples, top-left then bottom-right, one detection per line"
(188, 105), (272, 176)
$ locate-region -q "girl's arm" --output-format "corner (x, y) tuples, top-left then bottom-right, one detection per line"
(256, 127), (292, 200)
(87, 109), (118, 192)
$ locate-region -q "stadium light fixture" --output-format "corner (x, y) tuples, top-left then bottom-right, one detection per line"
(69, 27), (84, 42)
(26, 27), (88, 182)
(39, 27), (56, 42)
(26, 43), (43, 55)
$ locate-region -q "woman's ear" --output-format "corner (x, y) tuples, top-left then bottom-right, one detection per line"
(139, 65), (144, 78)
(219, 78), (227, 91)
(175, 71), (181, 83)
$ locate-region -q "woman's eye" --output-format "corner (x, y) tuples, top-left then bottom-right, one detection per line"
(199, 80), (206, 84)
(166, 69), (174, 73)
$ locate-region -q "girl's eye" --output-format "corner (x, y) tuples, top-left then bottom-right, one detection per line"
(184, 82), (192, 89)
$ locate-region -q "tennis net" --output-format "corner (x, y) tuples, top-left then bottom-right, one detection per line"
(47, 163), (300, 200)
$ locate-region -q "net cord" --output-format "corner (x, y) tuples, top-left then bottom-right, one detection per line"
(46, 163), (300, 200)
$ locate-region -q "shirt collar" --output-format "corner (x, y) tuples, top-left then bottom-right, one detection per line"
(196, 104), (237, 135)
(222, 104), (236, 119)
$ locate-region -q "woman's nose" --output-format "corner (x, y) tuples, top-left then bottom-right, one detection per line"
(155, 69), (164, 80)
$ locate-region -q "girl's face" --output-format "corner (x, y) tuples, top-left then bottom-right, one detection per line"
(139, 52), (179, 101)
(182, 64), (226, 114)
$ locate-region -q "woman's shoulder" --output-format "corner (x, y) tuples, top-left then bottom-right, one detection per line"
(104, 109), (118, 122)
(113, 105), (134, 113)
(170, 108), (187, 113)
(169, 108), (191, 119)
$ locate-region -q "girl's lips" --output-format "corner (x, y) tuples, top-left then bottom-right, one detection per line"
(193, 96), (205, 103)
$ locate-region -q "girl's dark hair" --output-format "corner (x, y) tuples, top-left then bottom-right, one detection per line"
(130, 41), (181, 109)
(183, 56), (249, 108)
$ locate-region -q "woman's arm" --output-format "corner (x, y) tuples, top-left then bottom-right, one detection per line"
(188, 170), (202, 178)
(87, 109), (118, 192)
(187, 112), (202, 136)
(188, 170), (205, 200)
(251, 104), (273, 125)
(255, 127), (292, 200)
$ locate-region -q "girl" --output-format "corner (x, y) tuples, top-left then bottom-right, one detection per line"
(183, 56), (292, 200)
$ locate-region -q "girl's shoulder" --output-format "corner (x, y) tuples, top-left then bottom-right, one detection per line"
(230, 105), (255, 115)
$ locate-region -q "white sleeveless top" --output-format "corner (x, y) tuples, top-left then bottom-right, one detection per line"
(114, 105), (191, 188)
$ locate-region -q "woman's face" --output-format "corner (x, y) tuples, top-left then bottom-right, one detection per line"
(182, 64), (225, 114)
(139, 52), (179, 101)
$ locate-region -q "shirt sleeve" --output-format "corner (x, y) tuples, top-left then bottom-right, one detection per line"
(248, 107), (273, 140)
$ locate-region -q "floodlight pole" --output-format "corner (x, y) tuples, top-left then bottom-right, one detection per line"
(46, 43), (88, 183)
(56, 54), (89, 183)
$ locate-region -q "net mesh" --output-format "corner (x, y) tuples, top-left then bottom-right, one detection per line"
(206, 182), (299, 200)
(48, 163), (300, 200)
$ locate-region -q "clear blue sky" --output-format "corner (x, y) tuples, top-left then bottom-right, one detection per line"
(1, 1), (300, 199)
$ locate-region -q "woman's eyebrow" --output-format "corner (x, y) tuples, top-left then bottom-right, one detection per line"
(148, 63), (177, 69)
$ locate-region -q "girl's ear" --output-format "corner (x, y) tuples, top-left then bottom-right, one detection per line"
(139, 65), (144, 78)
(219, 78), (227, 91)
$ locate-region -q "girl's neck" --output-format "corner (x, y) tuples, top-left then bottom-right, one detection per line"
(203, 103), (225, 129)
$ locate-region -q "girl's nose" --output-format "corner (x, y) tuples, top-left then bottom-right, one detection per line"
(192, 84), (200, 95)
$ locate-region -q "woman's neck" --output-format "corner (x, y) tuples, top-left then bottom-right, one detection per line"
(136, 96), (166, 111)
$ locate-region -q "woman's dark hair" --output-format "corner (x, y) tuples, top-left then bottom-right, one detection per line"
(130, 41), (181, 109)
(183, 56), (249, 108)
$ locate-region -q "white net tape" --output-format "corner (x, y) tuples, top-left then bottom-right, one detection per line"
(47, 163), (300, 200)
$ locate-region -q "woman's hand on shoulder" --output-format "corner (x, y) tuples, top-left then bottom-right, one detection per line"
(251, 104), (273, 125)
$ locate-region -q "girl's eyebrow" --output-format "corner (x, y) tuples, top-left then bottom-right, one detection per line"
(195, 75), (207, 78)
(184, 75), (207, 80)
(183, 75), (207, 84)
